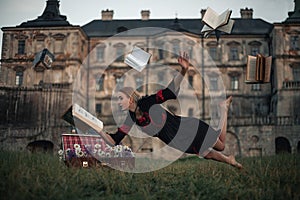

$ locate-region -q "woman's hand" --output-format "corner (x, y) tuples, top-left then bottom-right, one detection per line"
(178, 52), (189, 73)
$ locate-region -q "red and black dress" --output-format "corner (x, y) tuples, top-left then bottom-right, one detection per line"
(110, 80), (221, 157)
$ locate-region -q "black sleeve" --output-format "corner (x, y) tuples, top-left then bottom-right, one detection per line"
(109, 131), (126, 145)
(111, 114), (134, 145)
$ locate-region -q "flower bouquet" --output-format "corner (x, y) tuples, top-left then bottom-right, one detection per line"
(60, 133), (135, 169)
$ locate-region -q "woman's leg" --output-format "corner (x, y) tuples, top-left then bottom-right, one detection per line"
(213, 96), (232, 151)
(204, 149), (243, 169)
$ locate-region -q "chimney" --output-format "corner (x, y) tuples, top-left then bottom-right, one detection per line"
(200, 9), (206, 19)
(101, 9), (114, 21)
(240, 7), (253, 19)
(141, 10), (150, 20)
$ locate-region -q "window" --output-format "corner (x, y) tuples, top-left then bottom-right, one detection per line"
(96, 75), (105, 91)
(96, 46), (105, 62)
(172, 41), (180, 57)
(293, 67), (300, 81)
(52, 33), (65, 54)
(188, 46), (193, 59)
(188, 108), (194, 117)
(229, 47), (239, 60)
(188, 74), (194, 88)
(18, 40), (25, 55)
(209, 76), (218, 91)
(15, 71), (23, 86)
(115, 47), (125, 62)
(96, 104), (102, 114)
(291, 35), (299, 50)
(207, 41), (219, 61)
(115, 76), (124, 90)
(135, 77), (144, 92)
(230, 76), (239, 90)
(209, 47), (218, 60)
(252, 84), (261, 91)
(158, 72), (164, 85)
(248, 41), (262, 56)
(158, 48), (164, 60)
(250, 46), (260, 56)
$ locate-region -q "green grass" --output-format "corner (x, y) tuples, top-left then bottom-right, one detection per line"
(0, 151), (299, 200)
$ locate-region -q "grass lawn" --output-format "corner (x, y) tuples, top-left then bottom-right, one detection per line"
(0, 151), (299, 200)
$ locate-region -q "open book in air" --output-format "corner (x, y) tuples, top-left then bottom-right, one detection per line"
(201, 7), (234, 38)
(245, 54), (272, 84)
(62, 104), (114, 146)
(33, 48), (55, 69)
(124, 46), (151, 72)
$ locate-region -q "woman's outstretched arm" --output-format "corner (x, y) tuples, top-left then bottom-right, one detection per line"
(173, 52), (190, 92)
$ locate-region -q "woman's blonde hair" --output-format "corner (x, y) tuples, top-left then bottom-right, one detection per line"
(119, 87), (140, 103)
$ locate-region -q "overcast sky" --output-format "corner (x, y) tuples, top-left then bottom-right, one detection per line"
(0, 0), (295, 56)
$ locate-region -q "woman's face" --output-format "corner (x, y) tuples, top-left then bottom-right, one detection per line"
(117, 92), (130, 111)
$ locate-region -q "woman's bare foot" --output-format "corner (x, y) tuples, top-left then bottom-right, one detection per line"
(228, 155), (243, 169)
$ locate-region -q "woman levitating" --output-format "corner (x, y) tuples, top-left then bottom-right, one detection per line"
(105, 52), (242, 169)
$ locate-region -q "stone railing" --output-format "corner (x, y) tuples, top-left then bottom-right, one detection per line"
(282, 81), (300, 89)
(227, 115), (300, 126)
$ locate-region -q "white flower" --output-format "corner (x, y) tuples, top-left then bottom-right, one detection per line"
(97, 150), (104, 157)
(58, 149), (64, 156)
(124, 145), (132, 152)
(93, 149), (97, 154)
(106, 152), (111, 157)
(94, 144), (101, 149)
(75, 148), (82, 155)
(77, 150), (84, 157)
(115, 145), (123, 153)
(74, 144), (81, 149)
(114, 152), (120, 157)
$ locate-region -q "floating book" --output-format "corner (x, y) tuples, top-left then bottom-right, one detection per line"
(124, 46), (151, 72)
(62, 104), (114, 146)
(33, 48), (55, 69)
(201, 7), (234, 38)
(245, 54), (272, 84)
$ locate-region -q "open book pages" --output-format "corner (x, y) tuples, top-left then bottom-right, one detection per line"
(72, 104), (103, 133)
(201, 19), (234, 38)
(202, 7), (232, 30)
(216, 19), (234, 34)
(245, 55), (272, 84)
(61, 104), (115, 146)
(125, 46), (151, 72)
(245, 55), (258, 83)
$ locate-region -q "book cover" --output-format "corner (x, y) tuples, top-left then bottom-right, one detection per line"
(124, 46), (151, 72)
(61, 104), (115, 146)
(33, 48), (55, 69)
(245, 54), (272, 84)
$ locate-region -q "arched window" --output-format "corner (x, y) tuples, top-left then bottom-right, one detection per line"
(227, 41), (240, 61)
(248, 41), (262, 56)
(18, 40), (25, 55)
(114, 43), (125, 62)
(96, 74), (105, 91)
(115, 75), (124, 90)
(275, 137), (291, 154)
(135, 76), (144, 92)
(15, 71), (23, 86)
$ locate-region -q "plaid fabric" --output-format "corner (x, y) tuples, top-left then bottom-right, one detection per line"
(62, 134), (107, 160)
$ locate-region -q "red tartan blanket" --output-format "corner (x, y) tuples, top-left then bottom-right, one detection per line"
(61, 134), (135, 169)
